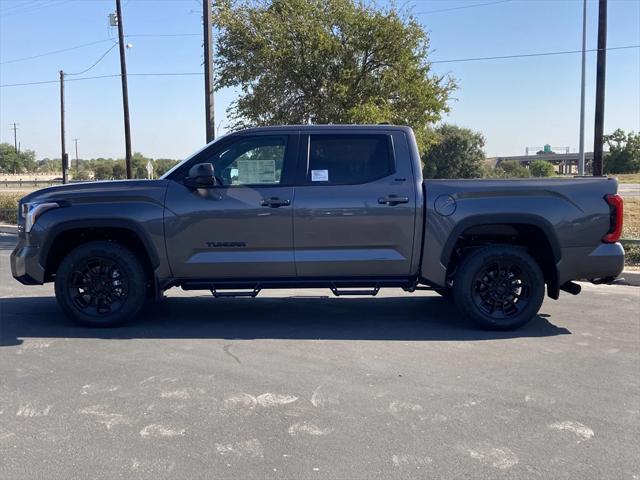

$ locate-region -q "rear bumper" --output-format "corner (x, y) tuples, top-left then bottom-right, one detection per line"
(10, 237), (45, 285)
(558, 242), (625, 285)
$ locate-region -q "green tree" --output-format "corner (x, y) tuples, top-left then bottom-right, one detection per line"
(496, 160), (529, 178)
(422, 124), (485, 179)
(603, 129), (640, 174)
(154, 158), (180, 177)
(214, 0), (455, 149)
(94, 164), (113, 180)
(530, 159), (555, 177)
(0, 144), (37, 174)
(112, 162), (126, 179)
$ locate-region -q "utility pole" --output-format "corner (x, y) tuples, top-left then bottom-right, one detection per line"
(116, 0), (133, 179)
(60, 70), (68, 184)
(10, 123), (19, 152)
(593, 0), (607, 176)
(578, 0), (587, 176)
(73, 138), (79, 175)
(203, 0), (215, 143)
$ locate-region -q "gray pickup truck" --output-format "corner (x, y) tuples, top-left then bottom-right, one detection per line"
(11, 125), (625, 329)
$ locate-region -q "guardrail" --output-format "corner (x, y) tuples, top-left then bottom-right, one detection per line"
(0, 179), (63, 188)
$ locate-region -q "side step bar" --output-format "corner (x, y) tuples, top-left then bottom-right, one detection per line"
(210, 286), (261, 298)
(330, 284), (380, 297)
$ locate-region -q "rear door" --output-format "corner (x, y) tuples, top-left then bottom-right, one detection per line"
(164, 132), (298, 279)
(293, 130), (417, 277)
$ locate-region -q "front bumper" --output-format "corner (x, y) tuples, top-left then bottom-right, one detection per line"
(558, 242), (625, 285)
(10, 236), (45, 285)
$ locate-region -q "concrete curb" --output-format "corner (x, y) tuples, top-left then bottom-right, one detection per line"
(618, 270), (640, 287)
(0, 224), (17, 234)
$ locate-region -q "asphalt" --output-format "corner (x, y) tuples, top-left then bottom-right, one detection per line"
(0, 233), (639, 479)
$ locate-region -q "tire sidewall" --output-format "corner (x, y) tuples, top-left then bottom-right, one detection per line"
(454, 246), (545, 330)
(54, 241), (146, 327)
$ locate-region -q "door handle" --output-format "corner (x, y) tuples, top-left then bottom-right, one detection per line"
(378, 195), (409, 206)
(261, 197), (291, 208)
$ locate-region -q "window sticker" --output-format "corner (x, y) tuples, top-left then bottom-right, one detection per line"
(311, 169), (329, 182)
(236, 160), (277, 184)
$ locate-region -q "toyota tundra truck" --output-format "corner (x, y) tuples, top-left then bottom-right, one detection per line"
(10, 125), (625, 329)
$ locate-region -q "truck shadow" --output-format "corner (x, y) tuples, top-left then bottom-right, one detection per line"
(0, 295), (570, 347)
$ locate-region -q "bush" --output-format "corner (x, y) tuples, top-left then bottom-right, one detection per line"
(530, 160), (555, 177)
(0, 193), (23, 224)
(495, 160), (529, 178)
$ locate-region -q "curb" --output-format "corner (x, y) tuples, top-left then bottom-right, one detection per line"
(618, 270), (640, 287)
(0, 224), (17, 234)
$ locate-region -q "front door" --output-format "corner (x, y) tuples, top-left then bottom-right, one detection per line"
(293, 131), (417, 277)
(164, 133), (298, 279)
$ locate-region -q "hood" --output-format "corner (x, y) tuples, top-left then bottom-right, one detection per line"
(21, 179), (169, 205)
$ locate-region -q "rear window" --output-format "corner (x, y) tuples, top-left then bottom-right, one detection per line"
(307, 134), (393, 185)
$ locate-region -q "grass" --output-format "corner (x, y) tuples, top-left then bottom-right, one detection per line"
(623, 197), (640, 265)
(615, 173), (640, 184)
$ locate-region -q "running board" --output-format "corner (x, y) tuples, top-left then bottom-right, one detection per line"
(210, 286), (261, 298)
(330, 284), (380, 297)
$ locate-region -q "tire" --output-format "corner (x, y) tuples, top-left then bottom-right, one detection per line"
(453, 246), (545, 330)
(54, 241), (147, 327)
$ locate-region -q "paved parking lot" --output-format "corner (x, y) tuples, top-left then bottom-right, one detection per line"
(1, 233), (639, 479)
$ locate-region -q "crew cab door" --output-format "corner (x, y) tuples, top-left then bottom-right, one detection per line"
(164, 133), (298, 279)
(293, 131), (417, 277)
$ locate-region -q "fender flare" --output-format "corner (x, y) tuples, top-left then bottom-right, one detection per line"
(39, 218), (161, 270)
(440, 213), (562, 267)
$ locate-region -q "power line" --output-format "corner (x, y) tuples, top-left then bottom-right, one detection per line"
(414, 0), (512, 15)
(0, 34), (200, 65)
(0, 0), (73, 18)
(127, 33), (200, 37)
(65, 42), (118, 76)
(0, 72), (203, 88)
(0, 39), (114, 65)
(430, 44), (639, 64)
(1, 44), (638, 88)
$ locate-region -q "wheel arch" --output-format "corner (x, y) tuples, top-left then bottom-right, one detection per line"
(41, 219), (159, 292)
(442, 214), (561, 299)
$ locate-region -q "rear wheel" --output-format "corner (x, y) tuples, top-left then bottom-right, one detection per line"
(54, 241), (146, 327)
(453, 246), (545, 330)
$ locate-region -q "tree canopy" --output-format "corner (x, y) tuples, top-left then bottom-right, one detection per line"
(0, 144), (36, 174)
(604, 129), (640, 174)
(423, 124), (485, 179)
(214, 0), (455, 149)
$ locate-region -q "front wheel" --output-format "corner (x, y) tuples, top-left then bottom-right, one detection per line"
(54, 241), (147, 327)
(453, 246), (545, 330)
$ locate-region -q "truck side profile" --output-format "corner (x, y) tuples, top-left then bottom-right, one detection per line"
(11, 125), (625, 329)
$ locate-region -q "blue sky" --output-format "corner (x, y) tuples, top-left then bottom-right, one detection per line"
(0, 0), (639, 160)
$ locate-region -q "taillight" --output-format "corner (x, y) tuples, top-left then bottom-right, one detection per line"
(602, 194), (623, 243)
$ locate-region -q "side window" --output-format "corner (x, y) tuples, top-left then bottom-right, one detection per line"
(307, 134), (393, 185)
(211, 136), (288, 186)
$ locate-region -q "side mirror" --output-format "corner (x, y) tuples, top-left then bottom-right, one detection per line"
(185, 163), (216, 188)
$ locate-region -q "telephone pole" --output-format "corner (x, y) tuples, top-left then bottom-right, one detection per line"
(116, 0), (133, 179)
(593, 0), (607, 176)
(59, 70), (68, 184)
(10, 123), (19, 152)
(203, 0), (215, 143)
(578, 0), (587, 176)
(73, 138), (79, 175)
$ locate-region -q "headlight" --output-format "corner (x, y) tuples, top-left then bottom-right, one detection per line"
(22, 202), (60, 233)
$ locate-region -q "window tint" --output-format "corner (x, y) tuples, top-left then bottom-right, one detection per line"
(308, 134), (393, 185)
(209, 136), (287, 186)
